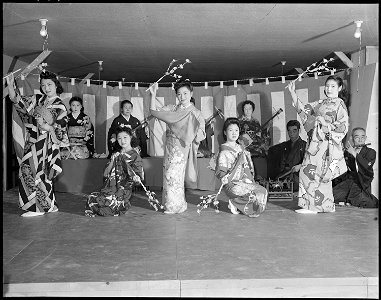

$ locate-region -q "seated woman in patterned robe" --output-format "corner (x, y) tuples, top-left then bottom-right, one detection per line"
(61, 96), (95, 159)
(85, 127), (143, 217)
(215, 118), (268, 218)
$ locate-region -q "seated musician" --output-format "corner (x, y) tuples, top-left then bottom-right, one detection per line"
(238, 100), (271, 178)
(267, 120), (307, 192)
(333, 127), (378, 208)
(107, 100), (148, 158)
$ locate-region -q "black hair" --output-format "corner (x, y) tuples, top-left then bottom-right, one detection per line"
(39, 71), (64, 95)
(325, 75), (349, 107)
(174, 79), (193, 93)
(114, 126), (139, 149)
(286, 120), (301, 130)
(120, 100), (133, 110)
(190, 97), (195, 105)
(351, 127), (366, 136)
(222, 117), (240, 141)
(69, 96), (84, 113)
(241, 100), (255, 113)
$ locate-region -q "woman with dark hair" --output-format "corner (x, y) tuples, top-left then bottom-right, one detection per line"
(6, 71), (69, 217)
(287, 75), (349, 213)
(61, 96), (95, 159)
(238, 100), (271, 160)
(149, 79), (206, 214)
(215, 117), (268, 217)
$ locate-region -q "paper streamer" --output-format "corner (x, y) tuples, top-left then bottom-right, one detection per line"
(223, 95), (237, 119)
(281, 76), (285, 83)
(135, 82), (138, 90)
(295, 88), (309, 142)
(87, 79), (90, 87)
(118, 82), (122, 89)
(234, 80), (237, 88)
(131, 97), (144, 122)
(265, 78), (269, 85)
(246, 94), (261, 124)
(71, 78), (75, 86)
(314, 72), (318, 79)
(249, 79), (253, 86)
(204, 82), (208, 89)
(102, 81), (107, 88)
(270, 91), (287, 144)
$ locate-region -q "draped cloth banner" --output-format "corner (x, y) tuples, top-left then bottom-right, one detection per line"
(200, 96), (214, 121)
(247, 93), (261, 124)
(223, 95), (237, 119)
(106, 96), (120, 154)
(295, 88), (309, 142)
(270, 91), (287, 145)
(148, 96), (166, 157)
(131, 97), (144, 121)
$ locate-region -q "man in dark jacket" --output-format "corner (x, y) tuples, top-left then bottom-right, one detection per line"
(333, 127), (378, 208)
(107, 100), (148, 158)
(267, 120), (307, 192)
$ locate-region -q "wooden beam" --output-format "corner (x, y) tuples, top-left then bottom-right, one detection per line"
(79, 73), (94, 84)
(20, 50), (52, 78)
(333, 51), (354, 68)
(294, 68), (308, 78)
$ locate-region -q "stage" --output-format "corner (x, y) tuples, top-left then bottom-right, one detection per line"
(2, 187), (378, 297)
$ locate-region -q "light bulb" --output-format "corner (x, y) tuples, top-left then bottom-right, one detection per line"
(40, 26), (47, 37)
(354, 27), (361, 39)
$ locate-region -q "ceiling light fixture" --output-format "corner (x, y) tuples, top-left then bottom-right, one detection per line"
(39, 19), (48, 37)
(98, 61), (103, 72)
(354, 20), (363, 39)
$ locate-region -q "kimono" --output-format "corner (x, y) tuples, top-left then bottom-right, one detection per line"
(85, 149), (143, 217)
(293, 97), (349, 212)
(333, 147), (378, 208)
(215, 143), (268, 217)
(150, 103), (206, 213)
(107, 114), (148, 157)
(238, 116), (271, 158)
(11, 93), (69, 213)
(60, 111), (94, 159)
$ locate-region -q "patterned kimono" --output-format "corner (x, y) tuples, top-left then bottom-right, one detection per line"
(85, 149), (143, 217)
(11, 93), (69, 213)
(215, 143), (268, 216)
(61, 112), (95, 159)
(150, 104), (206, 213)
(293, 97), (349, 212)
(238, 116), (271, 158)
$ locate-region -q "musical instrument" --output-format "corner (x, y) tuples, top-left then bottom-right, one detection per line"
(131, 115), (155, 135)
(205, 107), (224, 128)
(353, 143), (371, 149)
(260, 108), (283, 130)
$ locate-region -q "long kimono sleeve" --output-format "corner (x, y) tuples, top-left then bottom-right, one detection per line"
(292, 98), (318, 134)
(356, 147), (376, 192)
(51, 98), (69, 145)
(329, 100), (349, 145)
(126, 151), (144, 182)
(83, 114), (95, 155)
(215, 151), (230, 180)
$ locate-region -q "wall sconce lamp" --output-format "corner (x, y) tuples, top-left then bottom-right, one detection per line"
(39, 19), (48, 37)
(354, 20), (363, 39)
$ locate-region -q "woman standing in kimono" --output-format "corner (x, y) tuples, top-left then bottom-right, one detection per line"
(6, 71), (69, 217)
(61, 96), (95, 159)
(215, 118), (268, 217)
(85, 127), (143, 217)
(287, 75), (349, 213)
(149, 79), (206, 214)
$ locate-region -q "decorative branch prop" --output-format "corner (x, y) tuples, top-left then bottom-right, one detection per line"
(127, 165), (164, 212)
(197, 184), (224, 214)
(145, 58), (191, 91)
(285, 58), (335, 89)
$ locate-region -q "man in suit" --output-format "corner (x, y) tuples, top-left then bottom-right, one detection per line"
(267, 120), (307, 192)
(107, 100), (148, 158)
(333, 127), (378, 208)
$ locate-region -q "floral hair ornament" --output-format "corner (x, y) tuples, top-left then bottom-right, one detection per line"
(145, 58), (192, 91)
(284, 58), (335, 90)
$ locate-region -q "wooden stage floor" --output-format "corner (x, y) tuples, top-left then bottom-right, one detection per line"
(3, 187), (379, 297)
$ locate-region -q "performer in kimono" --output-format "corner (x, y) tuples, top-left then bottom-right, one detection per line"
(215, 118), (268, 217)
(107, 99), (148, 158)
(267, 120), (307, 192)
(60, 96), (94, 159)
(85, 127), (143, 217)
(6, 71), (69, 217)
(333, 127), (378, 208)
(287, 75), (349, 214)
(149, 79), (206, 214)
(238, 100), (271, 159)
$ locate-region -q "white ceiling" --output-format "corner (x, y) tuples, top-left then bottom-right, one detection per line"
(3, 3), (379, 86)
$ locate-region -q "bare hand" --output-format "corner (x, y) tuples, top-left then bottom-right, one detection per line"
(133, 175), (141, 182)
(148, 82), (158, 96)
(221, 175), (229, 185)
(345, 140), (357, 156)
(287, 81), (296, 96)
(292, 164), (301, 173)
(6, 73), (16, 100)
